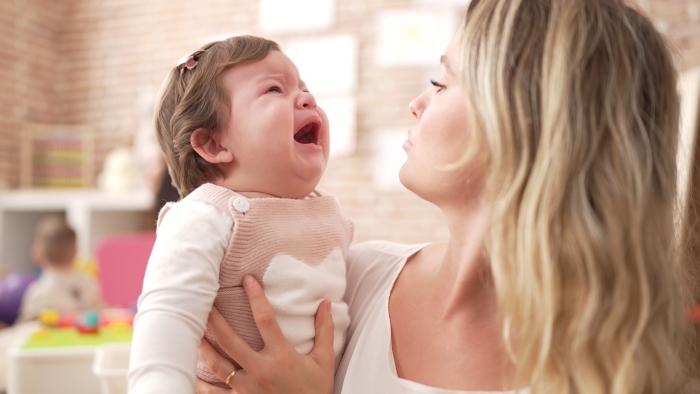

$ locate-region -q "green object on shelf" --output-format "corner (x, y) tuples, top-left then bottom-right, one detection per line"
(23, 325), (132, 349)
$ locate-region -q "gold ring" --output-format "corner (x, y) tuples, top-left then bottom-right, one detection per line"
(225, 368), (237, 385)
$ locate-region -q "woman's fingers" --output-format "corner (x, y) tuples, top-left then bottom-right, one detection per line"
(207, 307), (258, 370)
(197, 337), (237, 385)
(194, 378), (233, 394)
(199, 284), (336, 394)
(242, 275), (289, 351)
(308, 299), (336, 370)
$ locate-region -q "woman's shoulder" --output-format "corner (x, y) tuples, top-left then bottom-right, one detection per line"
(348, 241), (428, 268)
(344, 241), (428, 312)
(347, 241), (428, 281)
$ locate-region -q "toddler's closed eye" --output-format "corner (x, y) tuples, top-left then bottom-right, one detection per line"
(266, 86), (282, 93)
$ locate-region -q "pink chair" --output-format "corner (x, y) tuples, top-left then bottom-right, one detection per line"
(95, 232), (156, 308)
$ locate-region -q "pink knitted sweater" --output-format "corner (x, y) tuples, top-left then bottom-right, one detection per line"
(158, 183), (354, 388)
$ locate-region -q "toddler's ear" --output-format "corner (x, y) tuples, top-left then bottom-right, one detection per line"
(191, 128), (234, 164)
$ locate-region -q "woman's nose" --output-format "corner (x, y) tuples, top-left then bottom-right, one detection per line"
(297, 91), (317, 109)
(409, 95), (423, 119)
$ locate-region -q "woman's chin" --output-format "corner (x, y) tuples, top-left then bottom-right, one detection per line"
(398, 167), (458, 206)
(398, 167), (420, 196)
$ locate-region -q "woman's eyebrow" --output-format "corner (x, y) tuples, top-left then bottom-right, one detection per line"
(440, 55), (454, 75)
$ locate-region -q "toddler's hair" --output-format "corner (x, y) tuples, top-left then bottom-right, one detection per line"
(33, 214), (76, 266)
(155, 35), (280, 198)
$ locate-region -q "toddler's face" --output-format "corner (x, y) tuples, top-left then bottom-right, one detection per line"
(219, 50), (330, 198)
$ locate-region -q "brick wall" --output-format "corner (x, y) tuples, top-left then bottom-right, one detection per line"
(0, 0), (698, 244)
(0, 0), (69, 189)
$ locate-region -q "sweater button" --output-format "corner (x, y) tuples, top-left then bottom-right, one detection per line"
(233, 197), (250, 213)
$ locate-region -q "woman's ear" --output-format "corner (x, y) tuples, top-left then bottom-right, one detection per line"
(191, 128), (234, 164)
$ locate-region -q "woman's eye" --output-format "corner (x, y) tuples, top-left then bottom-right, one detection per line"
(430, 79), (446, 92)
(266, 86), (282, 93)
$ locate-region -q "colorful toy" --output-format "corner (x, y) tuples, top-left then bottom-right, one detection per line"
(76, 310), (100, 334)
(32, 308), (61, 339)
(38, 308), (60, 327)
(24, 308), (135, 348)
(107, 320), (131, 332)
(0, 272), (38, 325)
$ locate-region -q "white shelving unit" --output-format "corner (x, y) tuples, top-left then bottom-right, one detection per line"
(0, 189), (154, 272)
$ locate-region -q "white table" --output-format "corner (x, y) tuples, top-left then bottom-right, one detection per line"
(8, 345), (102, 394)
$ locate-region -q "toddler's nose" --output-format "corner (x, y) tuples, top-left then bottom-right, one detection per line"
(297, 91), (317, 109)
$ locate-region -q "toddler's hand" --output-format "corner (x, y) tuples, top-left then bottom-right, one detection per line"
(194, 275), (336, 394)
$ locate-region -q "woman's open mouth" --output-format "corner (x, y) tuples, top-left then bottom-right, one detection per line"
(294, 121), (320, 145)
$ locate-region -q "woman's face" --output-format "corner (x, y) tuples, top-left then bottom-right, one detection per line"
(400, 30), (483, 204)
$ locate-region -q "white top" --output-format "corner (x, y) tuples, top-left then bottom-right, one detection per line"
(19, 268), (103, 322)
(128, 197), (350, 394)
(129, 201), (229, 394)
(336, 241), (525, 394)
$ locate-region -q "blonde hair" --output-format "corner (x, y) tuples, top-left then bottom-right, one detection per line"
(155, 36), (280, 197)
(33, 214), (76, 266)
(459, 0), (696, 391)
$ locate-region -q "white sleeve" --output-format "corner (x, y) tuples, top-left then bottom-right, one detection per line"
(128, 200), (233, 394)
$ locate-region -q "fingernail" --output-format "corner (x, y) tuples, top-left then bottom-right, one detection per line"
(325, 300), (331, 313)
(243, 275), (254, 288)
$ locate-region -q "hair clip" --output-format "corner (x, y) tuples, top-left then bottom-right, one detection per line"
(176, 53), (198, 71)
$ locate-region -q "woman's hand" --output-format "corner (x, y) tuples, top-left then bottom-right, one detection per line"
(194, 275), (336, 394)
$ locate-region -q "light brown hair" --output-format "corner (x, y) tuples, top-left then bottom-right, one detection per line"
(33, 214), (76, 267)
(681, 72), (700, 367)
(155, 35), (280, 198)
(458, 0), (697, 391)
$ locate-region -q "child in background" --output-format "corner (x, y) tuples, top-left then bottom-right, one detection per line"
(18, 214), (102, 322)
(128, 35), (353, 393)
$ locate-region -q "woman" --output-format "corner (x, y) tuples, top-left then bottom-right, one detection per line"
(194, 0), (697, 392)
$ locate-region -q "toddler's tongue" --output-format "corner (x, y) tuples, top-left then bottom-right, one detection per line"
(294, 124), (316, 145)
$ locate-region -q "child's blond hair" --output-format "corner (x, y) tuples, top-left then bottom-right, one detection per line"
(155, 36), (280, 198)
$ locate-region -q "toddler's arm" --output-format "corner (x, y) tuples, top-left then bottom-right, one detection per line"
(128, 201), (232, 394)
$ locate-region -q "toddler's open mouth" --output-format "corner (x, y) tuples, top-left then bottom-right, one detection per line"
(294, 120), (320, 145)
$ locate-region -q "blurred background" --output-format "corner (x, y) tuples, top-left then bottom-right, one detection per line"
(0, 1), (698, 393)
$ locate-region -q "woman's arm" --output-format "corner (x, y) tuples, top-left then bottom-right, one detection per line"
(195, 275), (336, 394)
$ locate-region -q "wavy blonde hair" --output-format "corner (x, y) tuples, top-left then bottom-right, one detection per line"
(459, 0), (696, 392)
